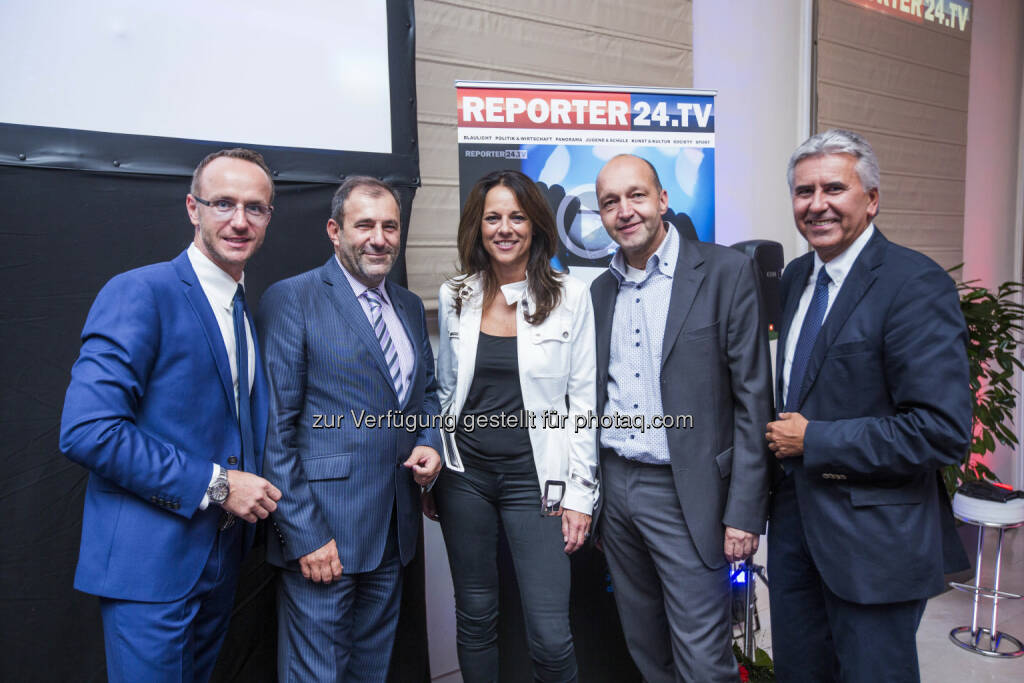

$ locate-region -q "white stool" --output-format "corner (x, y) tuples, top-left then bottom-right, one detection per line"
(948, 491), (1024, 658)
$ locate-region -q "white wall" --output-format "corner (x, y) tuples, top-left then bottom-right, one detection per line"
(692, 0), (813, 259)
(962, 0), (1024, 489)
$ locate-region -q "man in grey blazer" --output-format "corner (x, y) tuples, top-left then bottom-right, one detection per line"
(258, 176), (442, 682)
(590, 155), (773, 682)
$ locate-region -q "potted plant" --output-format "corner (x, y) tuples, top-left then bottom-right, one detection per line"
(943, 267), (1024, 498)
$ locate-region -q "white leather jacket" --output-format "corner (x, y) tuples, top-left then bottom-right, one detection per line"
(436, 273), (599, 514)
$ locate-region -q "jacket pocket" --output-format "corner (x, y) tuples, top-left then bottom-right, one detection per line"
(826, 339), (873, 357)
(715, 447), (733, 478)
(849, 484), (922, 507)
(682, 321), (719, 341)
(303, 453), (353, 481)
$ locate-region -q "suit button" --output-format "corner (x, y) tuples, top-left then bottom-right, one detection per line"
(150, 496), (158, 503)
(228, 456), (238, 465)
(562, 331), (569, 338)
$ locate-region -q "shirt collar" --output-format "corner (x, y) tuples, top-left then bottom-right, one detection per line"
(812, 223), (875, 288)
(335, 254), (393, 307)
(499, 279), (528, 306)
(609, 222), (678, 283)
(187, 243), (244, 311)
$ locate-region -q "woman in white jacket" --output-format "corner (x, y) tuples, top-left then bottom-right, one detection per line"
(430, 169), (597, 682)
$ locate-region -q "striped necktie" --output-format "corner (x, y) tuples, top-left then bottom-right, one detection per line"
(363, 287), (406, 403)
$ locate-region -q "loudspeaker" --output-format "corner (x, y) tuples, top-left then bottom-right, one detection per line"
(729, 240), (783, 335)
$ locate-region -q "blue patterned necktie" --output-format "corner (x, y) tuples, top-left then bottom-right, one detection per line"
(785, 267), (832, 412)
(232, 285), (253, 472)
(364, 288), (406, 403)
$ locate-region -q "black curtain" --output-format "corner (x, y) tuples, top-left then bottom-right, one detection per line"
(0, 165), (430, 682)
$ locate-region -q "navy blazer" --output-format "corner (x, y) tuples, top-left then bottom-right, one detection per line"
(258, 258), (442, 573)
(775, 228), (971, 604)
(60, 250), (268, 601)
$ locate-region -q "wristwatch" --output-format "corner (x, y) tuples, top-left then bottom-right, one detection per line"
(207, 467), (230, 506)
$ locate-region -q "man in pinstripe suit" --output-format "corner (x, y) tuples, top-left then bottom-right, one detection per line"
(258, 176), (442, 682)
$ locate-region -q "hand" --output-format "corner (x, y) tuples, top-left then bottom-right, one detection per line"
(299, 539), (344, 584)
(724, 526), (759, 563)
(561, 509), (592, 554)
(404, 446), (441, 487)
(766, 412), (808, 459)
(422, 490), (440, 522)
(221, 470), (282, 523)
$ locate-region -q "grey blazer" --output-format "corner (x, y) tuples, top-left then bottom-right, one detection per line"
(591, 230), (774, 569)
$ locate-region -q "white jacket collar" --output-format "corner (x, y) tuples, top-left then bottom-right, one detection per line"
(454, 273), (530, 307)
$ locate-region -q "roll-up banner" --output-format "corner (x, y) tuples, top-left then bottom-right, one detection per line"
(455, 80), (716, 681)
(456, 81), (716, 284)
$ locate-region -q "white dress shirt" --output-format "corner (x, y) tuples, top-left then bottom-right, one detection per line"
(782, 224), (875, 403)
(187, 243), (255, 509)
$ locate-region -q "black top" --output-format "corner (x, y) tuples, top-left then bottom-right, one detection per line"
(455, 332), (534, 472)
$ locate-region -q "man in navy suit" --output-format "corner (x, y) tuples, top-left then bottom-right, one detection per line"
(60, 148), (283, 682)
(766, 129), (971, 682)
(259, 176), (442, 682)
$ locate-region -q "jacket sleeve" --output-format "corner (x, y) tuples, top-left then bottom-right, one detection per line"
(59, 274), (212, 517)
(413, 296), (443, 453)
(258, 281), (334, 561)
(561, 284), (600, 515)
(802, 267), (971, 479)
(722, 257), (774, 535)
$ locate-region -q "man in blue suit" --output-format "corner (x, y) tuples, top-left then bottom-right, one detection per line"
(765, 129), (971, 682)
(258, 176), (442, 682)
(60, 148), (283, 682)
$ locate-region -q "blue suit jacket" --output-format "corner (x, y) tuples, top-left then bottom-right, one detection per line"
(774, 229), (970, 604)
(60, 250), (268, 602)
(257, 258), (442, 573)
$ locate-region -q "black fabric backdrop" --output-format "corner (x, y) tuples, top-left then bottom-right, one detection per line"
(0, 165), (430, 682)
(0, 0), (432, 679)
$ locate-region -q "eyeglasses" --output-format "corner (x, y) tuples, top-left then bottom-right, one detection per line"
(193, 196), (274, 223)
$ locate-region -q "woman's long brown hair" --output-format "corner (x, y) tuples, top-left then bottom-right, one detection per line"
(449, 170), (562, 325)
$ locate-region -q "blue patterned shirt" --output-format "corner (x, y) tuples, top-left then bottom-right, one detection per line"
(600, 224), (678, 464)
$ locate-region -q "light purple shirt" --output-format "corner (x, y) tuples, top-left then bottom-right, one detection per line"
(336, 256), (415, 399)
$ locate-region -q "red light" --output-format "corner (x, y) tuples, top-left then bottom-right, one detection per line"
(993, 482), (1013, 490)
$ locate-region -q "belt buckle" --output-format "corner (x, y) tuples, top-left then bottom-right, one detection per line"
(218, 511), (236, 531)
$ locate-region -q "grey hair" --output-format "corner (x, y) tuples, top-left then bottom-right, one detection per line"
(786, 129), (880, 194)
(330, 176), (402, 223)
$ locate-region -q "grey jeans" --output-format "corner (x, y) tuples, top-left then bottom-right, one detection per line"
(434, 465), (578, 683)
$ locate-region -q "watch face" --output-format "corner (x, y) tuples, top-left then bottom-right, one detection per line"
(210, 483), (229, 504)
(210, 474), (229, 504)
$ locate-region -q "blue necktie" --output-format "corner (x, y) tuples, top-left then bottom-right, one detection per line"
(364, 288), (406, 404)
(232, 285), (253, 472)
(785, 267), (832, 412)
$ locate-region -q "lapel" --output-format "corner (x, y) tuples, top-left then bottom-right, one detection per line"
(246, 299), (268, 466)
(776, 253), (813, 409)
(173, 251), (235, 416)
(792, 229), (886, 409)
(591, 271), (617, 393)
(383, 280), (418, 409)
(661, 235), (705, 370)
(453, 277), (483, 416)
(319, 258), (399, 402)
